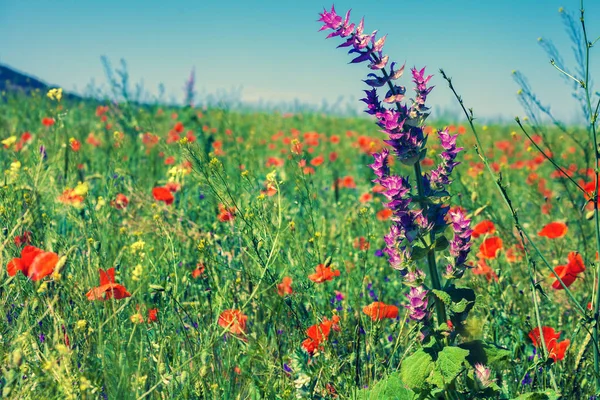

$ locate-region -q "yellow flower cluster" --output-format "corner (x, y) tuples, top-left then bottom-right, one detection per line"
(47, 88), (63, 102)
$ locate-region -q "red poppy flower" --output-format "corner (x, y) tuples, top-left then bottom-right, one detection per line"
(377, 209), (393, 221)
(362, 302), (399, 321)
(42, 117), (55, 127)
(218, 204), (235, 222)
(472, 257), (499, 282)
(538, 222), (568, 239)
(301, 315), (340, 355)
(277, 276), (293, 296)
(58, 189), (85, 206)
(69, 139), (81, 152)
(152, 187), (174, 205)
(7, 245), (59, 281)
(261, 183), (277, 197)
(479, 237), (503, 259)
(111, 193), (129, 209)
(354, 237), (370, 251)
(310, 155), (324, 167)
(308, 264), (340, 283)
(550, 252), (585, 289)
(338, 176), (356, 189)
(528, 326), (569, 362)
(174, 122), (184, 133)
(218, 309), (248, 336)
(192, 263), (205, 278)
(471, 220), (496, 238)
(148, 308), (158, 323)
(359, 192), (373, 203)
(86, 268), (131, 301)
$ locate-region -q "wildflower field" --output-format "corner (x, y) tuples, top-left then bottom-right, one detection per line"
(1, 2), (600, 400)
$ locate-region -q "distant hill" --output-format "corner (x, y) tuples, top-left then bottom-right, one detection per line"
(0, 64), (81, 100)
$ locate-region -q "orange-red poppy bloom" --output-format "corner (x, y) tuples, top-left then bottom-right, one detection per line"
(359, 192), (373, 203)
(550, 252), (585, 289)
(362, 302), (399, 321)
(538, 222), (568, 239)
(42, 117), (55, 127)
(192, 263), (205, 278)
(301, 315), (340, 355)
(377, 209), (393, 221)
(218, 309), (248, 336)
(277, 276), (293, 296)
(86, 268), (131, 301)
(472, 257), (499, 282)
(7, 245), (59, 281)
(308, 264), (340, 283)
(58, 189), (85, 207)
(310, 155), (324, 167)
(148, 308), (158, 323)
(111, 193), (129, 209)
(478, 237), (503, 259)
(471, 220), (496, 238)
(354, 237), (370, 251)
(218, 204), (235, 222)
(152, 187), (174, 205)
(528, 326), (569, 362)
(69, 139), (81, 152)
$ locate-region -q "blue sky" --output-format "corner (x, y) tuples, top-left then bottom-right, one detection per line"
(1, 0), (598, 121)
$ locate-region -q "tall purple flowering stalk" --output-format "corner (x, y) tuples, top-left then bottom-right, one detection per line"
(318, 5), (472, 327)
(183, 67), (196, 107)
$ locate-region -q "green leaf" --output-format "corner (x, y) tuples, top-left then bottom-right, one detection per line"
(450, 298), (470, 313)
(431, 289), (451, 305)
(513, 390), (560, 400)
(434, 236), (449, 251)
(357, 374), (416, 400)
(427, 346), (469, 388)
(411, 245), (429, 261)
(400, 349), (434, 390)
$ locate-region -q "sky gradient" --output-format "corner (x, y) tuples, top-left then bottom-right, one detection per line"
(1, 0), (599, 121)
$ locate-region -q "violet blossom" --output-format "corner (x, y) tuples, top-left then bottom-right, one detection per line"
(318, 4), (472, 326)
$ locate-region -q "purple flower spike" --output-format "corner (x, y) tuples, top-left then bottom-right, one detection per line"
(405, 286), (429, 321)
(369, 149), (390, 181)
(449, 208), (473, 269)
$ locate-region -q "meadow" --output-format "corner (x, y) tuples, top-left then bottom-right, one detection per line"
(1, 3), (600, 400)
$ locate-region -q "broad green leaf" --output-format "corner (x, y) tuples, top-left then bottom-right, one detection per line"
(427, 346), (469, 388)
(357, 374), (416, 400)
(434, 235), (449, 251)
(431, 289), (451, 305)
(450, 298), (470, 313)
(513, 390), (560, 400)
(400, 349), (434, 390)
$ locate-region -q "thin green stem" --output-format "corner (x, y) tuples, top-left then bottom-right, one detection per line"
(579, 0), (600, 390)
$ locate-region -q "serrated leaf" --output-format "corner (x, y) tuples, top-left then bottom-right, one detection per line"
(431, 289), (451, 305)
(400, 349), (434, 390)
(513, 390), (560, 400)
(357, 374), (416, 400)
(427, 346), (469, 388)
(450, 298), (470, 313)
